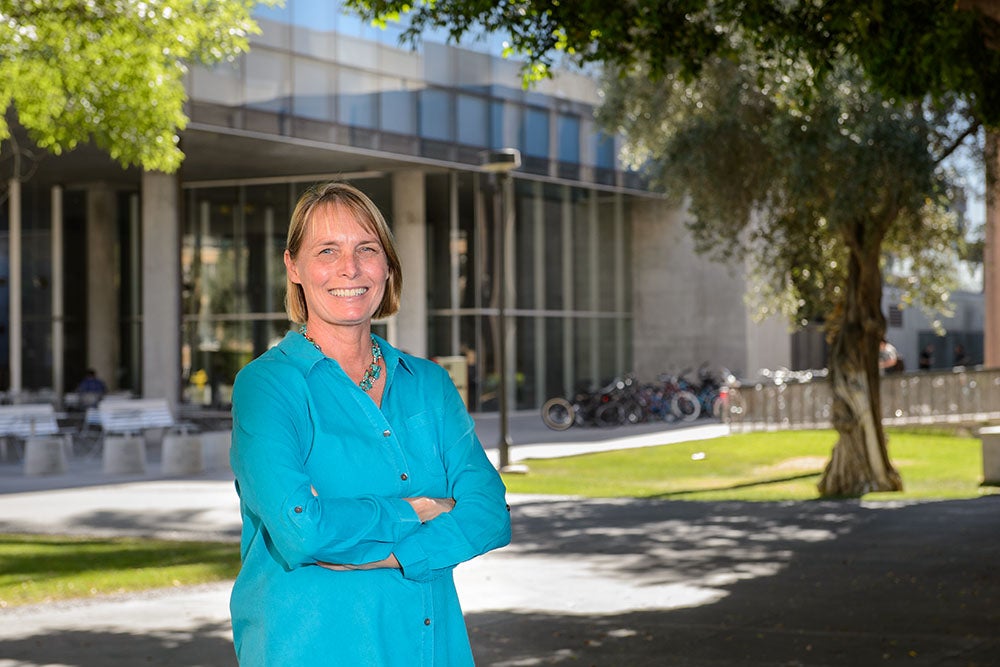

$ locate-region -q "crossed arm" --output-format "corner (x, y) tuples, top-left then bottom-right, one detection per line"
(316, 496), (456, 571)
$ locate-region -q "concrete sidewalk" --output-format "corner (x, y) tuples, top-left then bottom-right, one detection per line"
(1, 418), (998, 666)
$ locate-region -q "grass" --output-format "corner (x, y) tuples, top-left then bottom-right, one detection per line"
(0, 534), (240, 608)
(501, 427), (1000, 502)
(2, 427), (995, 608)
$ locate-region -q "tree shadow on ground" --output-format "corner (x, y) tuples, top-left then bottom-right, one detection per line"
(469, 495), (1000, 666)
(0, 621), (237, 667)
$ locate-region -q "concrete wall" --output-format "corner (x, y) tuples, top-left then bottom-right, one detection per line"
(884, 287), (984, 370)
(631, 198), (790, 380)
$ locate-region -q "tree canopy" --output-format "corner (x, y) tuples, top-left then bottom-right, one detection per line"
(349, 0), (1000, 125)
(0, 0), (268, 174)
(601, 54), (963, 318)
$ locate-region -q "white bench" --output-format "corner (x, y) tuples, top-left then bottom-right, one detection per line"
(0, 404), (70, 475)
(99, 398), (177, 435)
(98, 398), (187, 475)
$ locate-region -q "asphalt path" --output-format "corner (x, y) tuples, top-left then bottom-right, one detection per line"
(0, 414), (997, 666)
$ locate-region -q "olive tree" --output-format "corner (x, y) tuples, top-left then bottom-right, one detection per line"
(599, 54), (969, 495)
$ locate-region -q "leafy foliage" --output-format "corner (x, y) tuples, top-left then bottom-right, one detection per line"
(0, 0), (269, 173)
(348, 0), (1000, 125)
(598, 53), (964, 329)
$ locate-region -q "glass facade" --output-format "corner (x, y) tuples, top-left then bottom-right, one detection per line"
(425, 174), (632, 412)
(190, 0), (617, 179)
(0, 0), (636, 409)
(181, 172), (631, 411)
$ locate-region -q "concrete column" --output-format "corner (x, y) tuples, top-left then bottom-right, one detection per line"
(141, 171), (182, 408)
(391, 170), (427, 357)
(7, 178), (21, 393)
(984, 129), (1000, 367)
(51, 186), (65, 402)
(86, 184), (120, 389)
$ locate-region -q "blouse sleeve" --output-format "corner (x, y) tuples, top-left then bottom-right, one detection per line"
(392, 367), (512, 582)
(231, 361), (421, 570)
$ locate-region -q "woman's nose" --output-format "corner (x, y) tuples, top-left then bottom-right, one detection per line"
(337, 252), (359, 276)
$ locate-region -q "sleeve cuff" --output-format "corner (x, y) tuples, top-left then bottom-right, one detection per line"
(393, 534), (432, 581)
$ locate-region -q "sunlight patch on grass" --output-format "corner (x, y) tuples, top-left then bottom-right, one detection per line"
(0, 534), (240, 608)
(502, 428), (999, 502)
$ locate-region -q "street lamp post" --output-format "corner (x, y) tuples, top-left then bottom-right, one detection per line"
(480, 148), (521, 472)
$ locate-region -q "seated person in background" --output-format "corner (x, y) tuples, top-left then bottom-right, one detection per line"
(75, 369), (107, 407)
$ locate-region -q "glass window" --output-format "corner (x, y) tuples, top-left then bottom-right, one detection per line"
(190, 60), (244, 107)
(544, 317), (567, 399)
(293, 58), (333, 121)
(571, 188), (594, 311)
(245, 49), (290, 113)
(426, 174), (452, 310)
(514, 180), (537, 310)
(380, 79), (416, 135)
(597, 193), (619, 311)
(557, 114), (581, 163)
(542, 184), (565, 310)
(243, 185), (292, 317)
(337, 67), (379, 128)
(523, 107), (550, 158)
(491, 100), (521, 150)
(594, 130), (616, 169)
(419, 89), (453, 141)
(514, 315), (537, 409)
(456, 94), (489, 146)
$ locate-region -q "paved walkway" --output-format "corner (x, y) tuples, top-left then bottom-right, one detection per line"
(1, 415), (998, 666)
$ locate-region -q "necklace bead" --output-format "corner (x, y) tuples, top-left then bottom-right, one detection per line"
(300, 326), (383, 392)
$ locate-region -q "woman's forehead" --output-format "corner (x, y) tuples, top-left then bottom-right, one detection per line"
(307, 202), (377, 238)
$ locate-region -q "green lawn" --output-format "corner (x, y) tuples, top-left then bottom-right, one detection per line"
(2, 427), (995, 608)
(501, 428), (1000, 501)
(0, 534), (240, 608)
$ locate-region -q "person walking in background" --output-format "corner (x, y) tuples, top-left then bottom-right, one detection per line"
(228, 182), (511, 666)
(953, 343), (970, 367)
(919, 344), (935, 370)
(878, 339), (899, 375)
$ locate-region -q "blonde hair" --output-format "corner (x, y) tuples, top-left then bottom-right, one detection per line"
(285, 182), (402, 324)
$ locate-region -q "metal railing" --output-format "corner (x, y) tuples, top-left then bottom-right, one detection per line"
(725, 367), (1000, 432)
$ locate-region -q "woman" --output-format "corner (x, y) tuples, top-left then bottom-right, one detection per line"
(229, 181), (511, 666)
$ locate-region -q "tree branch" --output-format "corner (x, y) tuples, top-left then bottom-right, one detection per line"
(934, 118), (982, 165)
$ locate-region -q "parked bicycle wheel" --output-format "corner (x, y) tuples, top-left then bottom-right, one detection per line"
(671, 390), (702, 422)
(541, 397), (575, 430)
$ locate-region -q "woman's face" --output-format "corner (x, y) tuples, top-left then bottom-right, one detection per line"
(285, 203), (390, 331)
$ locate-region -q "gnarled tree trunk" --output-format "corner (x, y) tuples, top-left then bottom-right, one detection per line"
(818, 234), (902, 497)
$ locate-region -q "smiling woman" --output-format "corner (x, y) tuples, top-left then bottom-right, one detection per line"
(229, 181), (511, 667)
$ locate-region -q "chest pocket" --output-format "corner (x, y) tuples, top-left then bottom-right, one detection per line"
(403, 409), (449, 486)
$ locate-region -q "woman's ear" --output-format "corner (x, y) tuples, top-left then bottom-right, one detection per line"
(284, 250), (301, 284)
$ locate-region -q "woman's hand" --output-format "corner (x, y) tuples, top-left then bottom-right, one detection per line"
(317, 554), (400, 571)
(405, 496), (456, 523)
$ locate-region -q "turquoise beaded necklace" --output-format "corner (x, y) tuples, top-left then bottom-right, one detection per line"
(300, 326), (383, 392)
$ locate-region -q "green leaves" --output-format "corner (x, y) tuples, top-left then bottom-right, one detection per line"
(598, 51), (965, 331)
(0, 0), (270, 173)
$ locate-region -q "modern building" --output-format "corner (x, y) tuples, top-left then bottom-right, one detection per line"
(2, 0), (792, 413)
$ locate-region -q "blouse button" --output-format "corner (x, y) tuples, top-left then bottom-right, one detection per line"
(294, 506), (303, 514)
(383, 429), (391, 437)
(400, 473), (408, 481)
(424, 618), (431, 626)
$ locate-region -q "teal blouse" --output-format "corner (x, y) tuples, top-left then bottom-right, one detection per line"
(229, 332), (511, 666)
